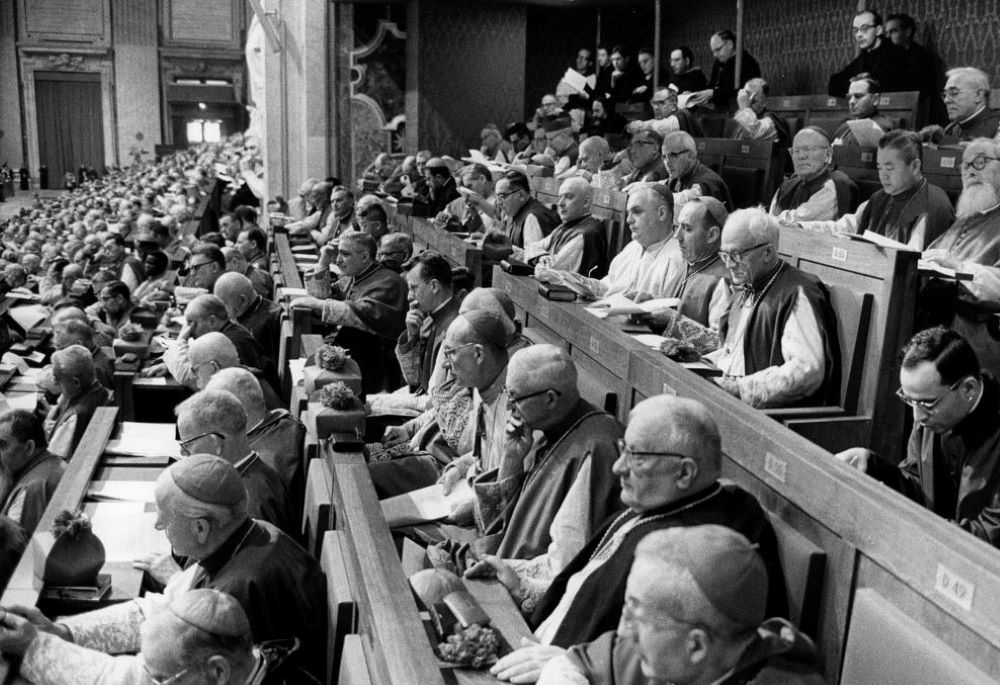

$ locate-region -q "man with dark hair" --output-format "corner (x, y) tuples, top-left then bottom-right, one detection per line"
(688, 30), (761, 110)
(621, 129), (668, 186)
(631, 47), (656, 103)
(235, 227), (268, 268)
(839, 327), (1000, 547)
(420, 159), (462, 216)
(668, 46), (708, 94)
(358, 202), (390, 242)
(833, 74), (897, 145)
(396, 252), (460, 397)
(377, 232), (414, 272)
(96, 233), (144, 292)
(441, 164), (499, 234)
(293, 231), (408, 393)
(0, 409), (64, 538)
(96, 280), (135, 333)
(182, 242), (226, 291)
(798, 129), (953, 249)
(496, 170), (559, 248)
(829, 9), (910, 97)
(607, 45), (643, 105)
(886, 12), (947, 125)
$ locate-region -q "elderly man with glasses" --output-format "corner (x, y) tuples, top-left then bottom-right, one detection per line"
(484, 395), (786, 683)
(771, 127), (857, 222)
(621, 130), (669, 187)
(828, 9), (909, 97)
(663, 131), (733, 211)
(838, 327), (1000, 548)
(708, 208), (841, 409)
(940, 67), (1000, 143)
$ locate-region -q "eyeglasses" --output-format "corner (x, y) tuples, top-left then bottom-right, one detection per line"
(504, 387), (560, 406)
(442, 341), (477, 361)
(960, 155), (1000, 172)
(790, 145), (829, 156)
(895, 378), (966, 412)
(180, 260), (213, 276)
(178, 431), (224, 456)
(941, 88), (974, 101)
(495, 190), (521, 200)
(852, 24), (876, 33)
(616, 438), (689, 469)
(143, 662), (194, 685)
(718, 242), (770, 265)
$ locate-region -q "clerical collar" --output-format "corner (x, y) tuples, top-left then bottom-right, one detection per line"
(887, 179), (923, 202)
(687, 253), (720, 271)
(199, 518), (255, 574)
(560, 214), (590, 229)
(960, 106), (988, 126)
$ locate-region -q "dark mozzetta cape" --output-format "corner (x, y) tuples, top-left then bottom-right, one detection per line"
(475, 399), (623, 561)
(192, 519), (328, 683)
(529, 482), (788, 647)
(506, 197), (559, 248)
(720, 262), (842, 408)
(546, 214), (609, 278)
(857, 180), (954, 248)
(773, 169), (856, 218)
(668, 161), (734, 211)
(667, 255), (729, 327)
(943, 107), (1000, 143)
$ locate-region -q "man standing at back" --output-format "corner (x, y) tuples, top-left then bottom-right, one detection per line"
(668, 46), (708, 94)
(829, 10), (909, 96)
(687, 30), (761, 111)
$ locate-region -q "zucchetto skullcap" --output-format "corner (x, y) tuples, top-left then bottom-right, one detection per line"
(167, 453), (246, 506)
(167, 588), (250, 637)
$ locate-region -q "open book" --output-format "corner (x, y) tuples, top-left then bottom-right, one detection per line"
(380, 479), (473, 528)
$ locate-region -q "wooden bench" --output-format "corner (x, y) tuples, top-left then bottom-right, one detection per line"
(832, 145), (881, 203)
(768, 91), (920, 140)
(494, 265), (1000, 683)
(921, 146), (964, 204)
(694, 138), (776, 208)
(326, 445), (533, 685)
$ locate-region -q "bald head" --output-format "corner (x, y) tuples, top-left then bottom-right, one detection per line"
(188, 332), (240, 389)
(629, 395), (721, 477)
(204, 367), (267, 429)
(176, 389), (248, 439)
(556, 177), (594, 223)
(214, 272), (257, 319)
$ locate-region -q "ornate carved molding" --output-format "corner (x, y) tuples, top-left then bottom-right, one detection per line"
(45, 53), (88, 71)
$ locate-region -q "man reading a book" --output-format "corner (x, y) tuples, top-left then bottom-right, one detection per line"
(832, 74), (897, 146)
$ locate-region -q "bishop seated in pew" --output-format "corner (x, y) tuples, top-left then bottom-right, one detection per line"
(796, 130), (954, 249)
(536, 185), (684, 301)
(662, 132), (733, 211)
(919, 137), (1000, 379)
(838, 327), (1000, 548)
(476, 395), (786, 682)
(771, 127), (857, 223)
(0, 410), (64, 541)
(0, 587), (298, 684)
(539, 526), (824, 685)
(523, 178), (609, 278)
(3, 455), (326, 683)
(44, 345), (113, 459)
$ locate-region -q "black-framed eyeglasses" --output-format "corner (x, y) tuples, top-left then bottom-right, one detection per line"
(616, 438), (689, 469)
(960, 155), (1000, 172)
(504, 387), (560, 406)
(852, 24), (876, 33)
(718, 242), (770, 265)
(941, 88), (973, 101)
(895, 378), (966, 412)
(178, 431), (224, 456)
(495, 190), (521, 200)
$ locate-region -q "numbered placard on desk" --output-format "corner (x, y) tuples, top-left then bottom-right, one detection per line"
(935, 563), (974, 611)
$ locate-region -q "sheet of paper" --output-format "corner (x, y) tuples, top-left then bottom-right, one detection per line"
(466, 149), (490, 165)
(858, 230), (917, 251)
(0, 392), (38, 412)
(105, 422), (180, 459)
(1, 352), (29, 374)
(381, 479), (473, 528)
(89, 510), (170, 562)
(677, 92), (695, 110)
(8, 305), (48, 333)
(585, 294), (681, 319)
(917, 260), (975, 281)
(288, 358), (307, 387)
(290, 245), (317, 253)
(278, 287), (309, 299)
(845, 119), (884, 147)
(631, 334), (669, 349)
(87, 480), (159, 503)
(559, 67), (594, 95)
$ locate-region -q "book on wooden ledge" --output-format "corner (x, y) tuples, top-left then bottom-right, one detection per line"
(41, 573), (112, 602)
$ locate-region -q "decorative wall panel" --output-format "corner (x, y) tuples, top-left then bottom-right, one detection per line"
(17, 0), (110, 47)
(411, 0), (526, 157)
(659, 0), (1000, 96)
(161, 0), (241, 49)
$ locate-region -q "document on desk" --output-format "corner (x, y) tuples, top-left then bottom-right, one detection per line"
(917, 260), (974, 281)
(845, 119), (884, 147)
(105, 422), (181, 459)
(586, 293), (681, 318)
(0, 392), (38, 412)
(381, 479), (473, 528)
(278, 287), (309, 299)
(87, 480), (159, 503)
(8, 304), (48, 334)
(1, 352), (29, 374)
(89, 505), (170, 561)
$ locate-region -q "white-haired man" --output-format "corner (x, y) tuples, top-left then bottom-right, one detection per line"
(709, 208), (841, 408)
(921, 138), (1000, 377)
(941, 67), (1000, 142)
